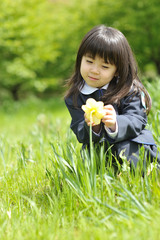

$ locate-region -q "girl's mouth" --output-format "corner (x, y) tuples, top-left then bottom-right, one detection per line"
(88, 76), (99, 81)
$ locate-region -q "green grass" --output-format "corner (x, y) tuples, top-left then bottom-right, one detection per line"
(0, 81), (160, 239)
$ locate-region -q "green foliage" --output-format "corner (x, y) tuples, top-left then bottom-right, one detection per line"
(0, 0), (160, 100)
(0, 0), (62, 99)
(115, 0), (160, 74)
(0, 79), (160, 239)
(0, 120), (160, 239)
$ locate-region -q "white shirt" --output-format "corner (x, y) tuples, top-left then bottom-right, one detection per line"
(80, 82), (109, 94)
(80, 82), (118, 139)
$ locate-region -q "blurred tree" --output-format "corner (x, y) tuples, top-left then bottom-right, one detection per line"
(50, 0), (160, 78)
(49, 0), (114, 79)
(0, 0), (159, 100)
(0, 0), (60, 99)
(108, 0), (160, 74)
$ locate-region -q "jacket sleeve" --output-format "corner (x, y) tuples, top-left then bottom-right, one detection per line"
(113, 92), (148, 143)
(65, 97), (103, 144)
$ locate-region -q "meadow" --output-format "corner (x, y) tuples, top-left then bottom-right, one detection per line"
(0, 79), (160, 240)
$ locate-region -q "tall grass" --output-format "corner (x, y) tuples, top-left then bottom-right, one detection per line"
(0, 80), (160, 239)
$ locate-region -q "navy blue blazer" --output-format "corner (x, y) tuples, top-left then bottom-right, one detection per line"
(65, 89), (156, 147)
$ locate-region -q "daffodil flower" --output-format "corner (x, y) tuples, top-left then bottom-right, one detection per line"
(82, 98), (105, 125)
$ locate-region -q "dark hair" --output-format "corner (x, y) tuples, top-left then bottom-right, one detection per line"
(65, 25), (151, 114)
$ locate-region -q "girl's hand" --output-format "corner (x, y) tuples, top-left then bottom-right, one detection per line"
(84, 113), (101, 133)
(102, 105), (117, 132)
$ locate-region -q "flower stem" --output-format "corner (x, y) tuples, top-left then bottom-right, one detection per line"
(89, 111), (93, 162)
(89, 111), (96, 196)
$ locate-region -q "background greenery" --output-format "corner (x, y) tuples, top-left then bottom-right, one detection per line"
(0, 0), (160, 239)
(0, 80), (160, 239)
(0, 0), (160, 101)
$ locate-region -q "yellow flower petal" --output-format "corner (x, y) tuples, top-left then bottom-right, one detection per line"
(81, 98), (105, 125)
(82, 105), (88, 112)
(95, 111), (105, 119)
(85, 112), (91, 121)
(86, 98), (97, 108)
(92, 115), (101, 125)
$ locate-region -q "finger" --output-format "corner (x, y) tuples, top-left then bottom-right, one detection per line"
(86, 121), (91, 126)
(104, 104), (114, 110)
(103, 112), (116, 118)
(86, 120), (95, 127)
(102, 117), (115, 122)
(104, 109), (115, 116)
(102, 117), (116, 124)
(103, 112), (116, 119)
(104, 106), (115, 113)
(102, 120), (116, 129)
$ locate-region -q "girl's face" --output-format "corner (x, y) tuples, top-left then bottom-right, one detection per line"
(80, 54), (117, 88)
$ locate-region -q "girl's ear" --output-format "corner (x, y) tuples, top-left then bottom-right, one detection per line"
(114, 70), (119, 77)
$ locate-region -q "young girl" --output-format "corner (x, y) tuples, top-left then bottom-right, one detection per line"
(65, 25), (160, 168)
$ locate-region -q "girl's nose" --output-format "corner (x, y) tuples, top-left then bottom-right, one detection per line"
(91, 64), (100, 74)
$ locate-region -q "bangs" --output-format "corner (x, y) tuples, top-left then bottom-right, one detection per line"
(82, 35), (118, 65)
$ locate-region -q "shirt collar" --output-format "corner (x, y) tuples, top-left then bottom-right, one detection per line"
(80, 82), (109, 95)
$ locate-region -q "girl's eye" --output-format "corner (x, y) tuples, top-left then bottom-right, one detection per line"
(86, 59), (93, 63)
(102, 65), (109, 69)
